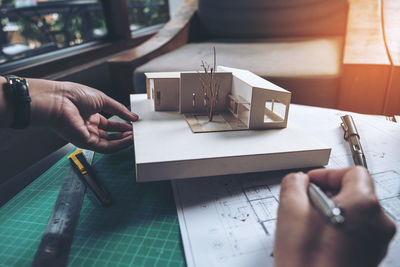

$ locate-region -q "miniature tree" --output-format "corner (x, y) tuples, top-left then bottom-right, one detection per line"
(199, 47), (220, 122)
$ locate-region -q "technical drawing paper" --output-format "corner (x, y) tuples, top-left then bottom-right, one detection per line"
(173, 104), (400, 267)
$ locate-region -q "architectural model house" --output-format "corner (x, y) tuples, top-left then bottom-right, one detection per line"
(145, 66), (291, 133)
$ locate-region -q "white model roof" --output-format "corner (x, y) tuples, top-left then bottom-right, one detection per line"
(145, 72), (181, 78)
(217, 66), (290, 93)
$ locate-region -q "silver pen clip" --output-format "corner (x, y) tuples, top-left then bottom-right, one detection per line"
(340, 115), (368, 169)
(341, 115), (360, 140)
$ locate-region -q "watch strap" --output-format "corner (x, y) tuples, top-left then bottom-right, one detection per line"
(5, 75), (31, 129)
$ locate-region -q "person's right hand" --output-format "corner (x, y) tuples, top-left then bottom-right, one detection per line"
(274, 167), (396, 267)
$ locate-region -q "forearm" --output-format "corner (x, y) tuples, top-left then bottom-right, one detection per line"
(0, 76), (64, 128)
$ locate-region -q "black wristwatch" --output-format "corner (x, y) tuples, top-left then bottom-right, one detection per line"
(4, 75), (31, 129)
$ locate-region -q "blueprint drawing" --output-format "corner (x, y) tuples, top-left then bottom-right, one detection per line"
(173, 104), (400, 267)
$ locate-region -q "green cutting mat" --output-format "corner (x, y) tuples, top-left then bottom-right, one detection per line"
(0, 147), (185, 267)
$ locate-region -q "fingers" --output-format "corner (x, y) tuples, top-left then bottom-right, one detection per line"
(101, 94), (139, 122)
(337, 166), (375, 199)
(60, 81), (139, 122)
(78, 113), (134, 153)
(280, 172), (309, 199)
(308, 167), (374, 199)
(57, 117), (133, 154)
(95, 134), (133, 154)
(274, 172), (311, 266)
(82, 133), (133, 154)
(279, 172), (310, 214)
(107, 132), (132, 140)
(49, 81), (137, 154)
(86, 121), (133, 153)
(98, 129), (132, 140)
(276, 168), (396, 267)
(308, 168), (351, 190)
(98, 115), (132, 132)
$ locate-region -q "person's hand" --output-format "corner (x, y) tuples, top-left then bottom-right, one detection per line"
(28, 78), (138, 153)
(274, 167), (396, 267)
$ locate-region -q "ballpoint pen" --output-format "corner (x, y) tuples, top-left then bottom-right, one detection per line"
(308, 182), (345, 226)
(340, 115), (368, 169)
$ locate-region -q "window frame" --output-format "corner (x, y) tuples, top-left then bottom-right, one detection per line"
(0, 0), (167, 78)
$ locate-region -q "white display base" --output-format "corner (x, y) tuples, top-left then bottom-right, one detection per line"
(131, 94), (331, 182)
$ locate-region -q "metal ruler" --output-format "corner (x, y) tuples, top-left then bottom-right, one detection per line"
(31, 149), (94, 267)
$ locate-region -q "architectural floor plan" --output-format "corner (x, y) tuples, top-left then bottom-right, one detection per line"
(173, 104), (400, 267)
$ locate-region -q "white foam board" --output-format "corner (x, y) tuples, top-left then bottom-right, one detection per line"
(131, 94), (331, 181)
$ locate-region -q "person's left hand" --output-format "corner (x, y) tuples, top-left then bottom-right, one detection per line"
(28, 78), (138, 153)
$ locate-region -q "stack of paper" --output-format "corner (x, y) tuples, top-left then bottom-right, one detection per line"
(172, 104), (400, 267)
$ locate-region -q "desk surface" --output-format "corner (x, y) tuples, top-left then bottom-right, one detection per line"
(1, 104), (398, 267)
(0, 147), (185, 266)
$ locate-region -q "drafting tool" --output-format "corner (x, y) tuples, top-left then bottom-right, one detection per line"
(0, 147), (184, 267)
(341, 115), (368, 168)
(32, 149), (94, 267)
(68, 150), (112, 206)
(308, 182), (345, 225)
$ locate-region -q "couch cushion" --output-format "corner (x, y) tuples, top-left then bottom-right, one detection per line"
(134, 37), (343, 108)
(197, 0), (348, 38)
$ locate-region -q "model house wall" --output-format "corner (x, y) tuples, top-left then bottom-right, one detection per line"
(179, 72), (232, 114)
(146, 72), (180, 111)
(145, 66), (292, 130)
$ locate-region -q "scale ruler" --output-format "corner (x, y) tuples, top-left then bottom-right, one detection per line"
(32, 149), (94, 267)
